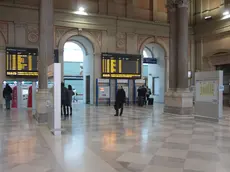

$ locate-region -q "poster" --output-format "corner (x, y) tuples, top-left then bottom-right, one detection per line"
(195, 80), (218, 102)
(99, 86), (110, 98)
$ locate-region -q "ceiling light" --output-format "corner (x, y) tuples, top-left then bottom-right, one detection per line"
(223, 11), (229, 16)
(204, 16), (212, 20)
(79, 7), (85, 12)
(74, 7), (88, 15)
(222, 14), (230, 20)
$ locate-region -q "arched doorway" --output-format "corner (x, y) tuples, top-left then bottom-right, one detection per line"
(63, 42), (84, 103)
(142, 43), (166, 103)
(62, 36), (94, 104)
(58, 30), (101, 105)
(203, 50), (230, 105)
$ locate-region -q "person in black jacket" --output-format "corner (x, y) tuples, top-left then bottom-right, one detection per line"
(61, 82), (69, 120)
(3, 84), (12, 110)
(114, 86), (126, 116)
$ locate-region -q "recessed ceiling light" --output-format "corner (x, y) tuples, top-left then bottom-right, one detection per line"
(79, 7), (85, 12)
(222, 14), (230, 20)
(74, 7), (88, 15)
(204, 16), (212, 20)
(223, 11), (229, 16)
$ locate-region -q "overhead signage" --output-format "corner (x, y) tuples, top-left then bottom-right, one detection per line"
(6, 47), (38, 77)
(143, 58), (157, 64)
(101, 53), (142, 79)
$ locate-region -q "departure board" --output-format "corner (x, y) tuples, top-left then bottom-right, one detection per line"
(6, 47), (38, 77)
(101, 53), (141, 79)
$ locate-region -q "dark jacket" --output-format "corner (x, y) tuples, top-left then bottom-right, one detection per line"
(67, 90), (74, 106)
(115, 89), (126, 104)
(61, 86), (69, 104)
(3, 86), (12, 99)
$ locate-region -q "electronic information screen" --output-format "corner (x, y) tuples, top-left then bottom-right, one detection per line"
(6, 47), (38, 77)
(101, 53), (142, 79)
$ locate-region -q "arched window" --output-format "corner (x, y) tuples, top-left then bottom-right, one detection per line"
(143, 47), (153, 58)
(64, 42), (83, 62)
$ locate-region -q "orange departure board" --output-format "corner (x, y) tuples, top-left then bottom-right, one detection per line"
(6, 47), (38, 77)
(101, 53), (142, 79)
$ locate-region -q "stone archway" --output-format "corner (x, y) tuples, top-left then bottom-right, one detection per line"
(138, 36), (169, 92)
(58, 29), (101, 104)
(202, 49), (230, 71)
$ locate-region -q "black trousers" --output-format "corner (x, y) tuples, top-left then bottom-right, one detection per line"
(61, 102), (67, 117)
(67, 105), (72, 116)
(115, 103), (124, 116)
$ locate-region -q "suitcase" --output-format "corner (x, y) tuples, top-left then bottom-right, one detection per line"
(148, 98), (154, 105)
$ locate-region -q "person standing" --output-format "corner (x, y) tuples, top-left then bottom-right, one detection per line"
(146, 86), (151, 102)
(137, 86), (142, 106)
(61, 82), (69, 120)
(114, 86), (126, 116)
(3, 84), (12, 110)
(141, 85), (147, 106)
(67, 85), (74, 116)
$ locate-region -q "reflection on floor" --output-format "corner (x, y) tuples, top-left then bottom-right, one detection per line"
(0, 104), (230, 172)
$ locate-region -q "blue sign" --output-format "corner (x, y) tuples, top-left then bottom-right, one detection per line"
(143, 58), (157, 64)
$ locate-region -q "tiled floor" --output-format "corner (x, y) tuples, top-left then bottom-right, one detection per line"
(0, 104), (230, 172)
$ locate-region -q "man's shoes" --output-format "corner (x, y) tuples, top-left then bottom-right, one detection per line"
(120, 114), (122, 116)
(114, 114), (118, 116)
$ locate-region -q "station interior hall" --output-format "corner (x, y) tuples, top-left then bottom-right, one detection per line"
(0, 0), (230, 172)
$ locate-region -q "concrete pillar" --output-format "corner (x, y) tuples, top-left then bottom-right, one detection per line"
(164, 0), (193, 115)
(177, 1), (189, 89)
(168, 3), (177, 90)
(35, 0), (54, 123)
(39, 0), (54, 88)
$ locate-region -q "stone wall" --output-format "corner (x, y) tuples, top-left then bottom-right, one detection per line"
(0, 2), (173, 105)
(0, 0), (168, 22)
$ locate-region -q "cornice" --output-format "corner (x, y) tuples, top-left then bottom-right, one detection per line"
(0, 2), (168, 27)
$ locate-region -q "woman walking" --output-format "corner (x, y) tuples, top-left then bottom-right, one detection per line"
(67, 85), (74, 116)
(3, 84), (12, 110)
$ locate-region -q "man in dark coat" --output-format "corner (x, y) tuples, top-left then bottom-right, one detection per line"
(61, 82), (69, 119)
(114, 86), (126, 116)
(3, 84), (12, 110)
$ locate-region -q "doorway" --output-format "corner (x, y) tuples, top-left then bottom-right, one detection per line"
(142, 43), (166, 103)
(86, 75), (90, 104)
(63, 36), (94, 104)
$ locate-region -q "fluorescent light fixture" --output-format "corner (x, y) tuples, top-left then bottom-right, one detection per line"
(74, 7), (88, 15)
(204, 16), (212, 20)
(223, 11), (229, 16)
(188, 71), (192, 79)
(79, 7), (85, 12)
(222, 14), (230, 20)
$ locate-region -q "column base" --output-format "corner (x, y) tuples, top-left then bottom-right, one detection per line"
(34, 89), (53, 124)
(164, 89), (193, 115)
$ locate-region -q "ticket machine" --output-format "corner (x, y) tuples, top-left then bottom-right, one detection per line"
(2, 81), (36, 109)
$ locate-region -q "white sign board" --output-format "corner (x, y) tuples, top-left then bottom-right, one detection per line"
(195, 71), (223, 121)
(117, 79), (128, 84)
(135, 79), (145, 84)
(98, 79), (110, 84)
(99, 86), (110, 98)
(47, 63), (61, 136)
(195, 80), (218, 103)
